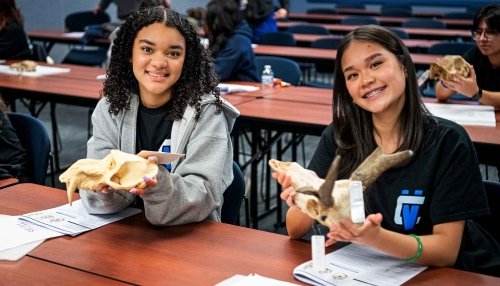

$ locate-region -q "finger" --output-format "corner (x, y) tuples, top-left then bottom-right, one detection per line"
(147, 156), (159, 164)
(325, 237), (337, 247)
(339, 219), (359, 236)
(130, 188), (145, 195)
(367, 213), (383, 225)
(143, 176), (157, 187)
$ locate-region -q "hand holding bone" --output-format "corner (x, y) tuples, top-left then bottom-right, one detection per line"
(269, 147), (413, 230)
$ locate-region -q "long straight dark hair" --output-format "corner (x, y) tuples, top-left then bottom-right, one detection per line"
(332, 25), (432, 178)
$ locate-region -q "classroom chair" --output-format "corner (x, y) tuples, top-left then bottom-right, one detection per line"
(221, 162), (247, 226)
(427, 42), (475, 56)
(402, 18), (446, 29)
(8, 112), (54, 186)
(381, 8), (413, 17)
(443, 12), (475, 19)
(388, 28), (410, 39)
(254, 56), (302, 86)
(340, 16), (379, 25)
(306, 8), (337, 14)
(62, 11), (110, 66)
(260, 31), (296, 47)
(304, 37), (340, 87)
(287, 24), (331, 35)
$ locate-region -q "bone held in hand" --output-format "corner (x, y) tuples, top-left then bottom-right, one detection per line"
(59, 150), (159, 205)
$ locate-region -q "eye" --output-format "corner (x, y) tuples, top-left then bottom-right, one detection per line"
(320, 215), (327, 221)
(167, 50), (182, 58)
(345, 72), (358, 81)
(370, 61), (383, 69)
(141, 46), (153, 53)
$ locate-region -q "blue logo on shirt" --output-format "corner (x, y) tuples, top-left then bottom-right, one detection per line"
(394, 190), (425, 231)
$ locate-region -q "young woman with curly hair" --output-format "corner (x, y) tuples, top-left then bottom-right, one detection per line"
(81, 7), (240, 226)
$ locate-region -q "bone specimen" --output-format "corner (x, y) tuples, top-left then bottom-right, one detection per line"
(59, 150), (158, 205)
(429, 55), (471, 81)
(269, 147), (413, 229)
(9, 60), (38, 72)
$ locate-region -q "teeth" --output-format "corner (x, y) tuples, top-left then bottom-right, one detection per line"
(148, 71), (166, 77)
(365, 87), (384, 98)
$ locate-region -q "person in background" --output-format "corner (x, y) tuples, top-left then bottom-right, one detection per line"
(81, 7), (239, 226)
(435, 4), (500, 108)
(273, 25), (499, 276)
(186, 6), (205, 30)
(242, 0), (289, 44)
(0, 96), (30, 183)
(0, 0), (31, 60)
(205, 0), (259, 82)
(93, 0), (142, 21)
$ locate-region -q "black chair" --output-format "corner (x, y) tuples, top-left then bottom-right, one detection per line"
(221, 162), (246, 225)
(475, 180), (500, 243)
(288, 24), (330, 35)
(443, 12), (475, 19)
(254, 56), (302, 86)
(62, 11), (110, 66)
(381, 8), (413, 17)
(306, 8), (337, 14)
(7, 113), (54, 186)
(340, 16), (379, 25)
(402, 18), (446, 29)
(309, 37), (340, 82)
(427, 42), (475, 56)
(388, 28), (410, 39)
(260, 31), (296, 47)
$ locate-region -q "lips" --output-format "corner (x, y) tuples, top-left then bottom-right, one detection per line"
(363, 86), (385, 98)
(147, 71), (168, 79)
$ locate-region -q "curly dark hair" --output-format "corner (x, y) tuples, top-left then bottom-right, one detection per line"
(205, 0), (242, 56)
(104, 7), (221, 120)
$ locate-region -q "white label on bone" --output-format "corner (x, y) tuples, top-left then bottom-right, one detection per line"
(349, 181), (365, 224)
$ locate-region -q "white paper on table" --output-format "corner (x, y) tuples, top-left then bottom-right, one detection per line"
(63, 31), (85, 38)
(425, 102), (496, 127)
(215, 274), (300, 286)
(217, 83), (259, 94)
(0, 239), (45, 261)
(0, 215), (63, 253)
(293, 244), (427, 286)
(0, 64), (70, 77)
(19, 200), (142, 236)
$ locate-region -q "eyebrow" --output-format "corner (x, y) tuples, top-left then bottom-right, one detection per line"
(138, 39), (185, 50)
(343, 52), (383, 73)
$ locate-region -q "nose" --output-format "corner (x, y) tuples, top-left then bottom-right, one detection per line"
(151, 54), (167, 68)
(361, 73), (375, 87)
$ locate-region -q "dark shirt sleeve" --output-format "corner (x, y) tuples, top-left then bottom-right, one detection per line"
(0, 112), (30, 182)
(307, 123), (336, 179)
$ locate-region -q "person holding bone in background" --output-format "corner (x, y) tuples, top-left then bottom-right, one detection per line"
(76, 7), (239, 226)
(435, 4), (500, 108)
(272, 25), (500, 276)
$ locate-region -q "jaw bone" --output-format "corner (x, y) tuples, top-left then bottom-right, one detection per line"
(59, 150), (159, 205)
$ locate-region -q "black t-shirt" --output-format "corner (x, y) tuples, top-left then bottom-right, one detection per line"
(136, 100), (173, 153)
(307, 117), (489, 235)
(0, 21), (32, 60)
(464, 47), (500, 92)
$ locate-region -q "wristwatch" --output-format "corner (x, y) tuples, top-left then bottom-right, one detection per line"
(472, 88), (483, 101)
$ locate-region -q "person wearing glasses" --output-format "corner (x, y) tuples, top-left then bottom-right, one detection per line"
(435, 4), (500, 108)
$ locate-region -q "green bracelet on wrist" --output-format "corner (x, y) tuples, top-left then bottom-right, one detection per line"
(404, 234), (423, 263)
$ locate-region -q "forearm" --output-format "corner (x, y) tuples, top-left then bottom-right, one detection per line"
(478, 89), (500, 107)
(286, 206), (314, 239)
(359, 221), (464, 267)
(435, 81), (456, 102)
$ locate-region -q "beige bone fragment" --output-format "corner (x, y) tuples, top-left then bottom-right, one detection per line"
(429, 55), (471, 81)
(59, 150), (158, 205)
(269, 147), (413, 229)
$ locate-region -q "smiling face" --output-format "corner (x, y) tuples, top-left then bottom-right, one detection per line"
(131, 22), (186, 108)
(341, 40), (406, 119)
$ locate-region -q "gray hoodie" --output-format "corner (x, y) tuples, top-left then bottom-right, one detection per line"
(80, 93), (239, 226)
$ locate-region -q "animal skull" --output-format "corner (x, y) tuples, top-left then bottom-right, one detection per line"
(269, 147), (413, 229)
(429, 55), (471, 81)
(59, 150), (158, 205)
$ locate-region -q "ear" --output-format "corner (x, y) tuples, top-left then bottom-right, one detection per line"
(306, 199), (322, 217)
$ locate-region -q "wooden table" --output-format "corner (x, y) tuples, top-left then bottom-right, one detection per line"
(0, 178), (18, 189)
(253, 44), (439, 67)
(1, 183), (498, 285)
(0, 62), (104, 170)
(288, 13), (472, 29)
(292, 33), (442, 50)
(278, 22), (473, 40)
(29, 30), (110, 52)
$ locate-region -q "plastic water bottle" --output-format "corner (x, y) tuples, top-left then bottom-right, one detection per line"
(261, 65), (274, 87)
